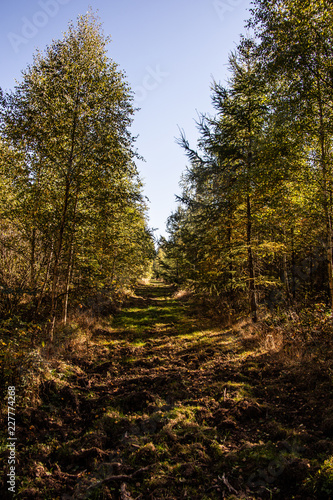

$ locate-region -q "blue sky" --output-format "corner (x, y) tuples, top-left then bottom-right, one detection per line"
(0, 0), (251, 239)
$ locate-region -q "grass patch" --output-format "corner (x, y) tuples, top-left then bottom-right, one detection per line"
(1, 281), (332, 499)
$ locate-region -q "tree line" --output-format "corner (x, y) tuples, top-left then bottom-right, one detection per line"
(0, 12), (155, 337)
(156, 0), (333, 321)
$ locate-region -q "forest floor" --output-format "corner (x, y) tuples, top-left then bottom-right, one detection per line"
(1, 281), (333, 499)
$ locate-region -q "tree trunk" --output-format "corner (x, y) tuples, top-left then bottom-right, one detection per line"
(291, 228), (296, 300)
(282, 224), (291, 302)
(35, 245), (53, 315)
(317, 77), (333, 312)
(309, 247), (313, 296)
(30, 227), (36, 291)
(283, 252), (291, 301)
(63, 191), (79, 324)
(227, 204), (234, 302)
(247, 121), (257, 323)
(49, 89), (80, 339)
(50, 178), (70, 336)
(247, 193), (257, 322)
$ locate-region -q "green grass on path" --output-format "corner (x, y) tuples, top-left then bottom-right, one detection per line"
(1, 281), (333, 499)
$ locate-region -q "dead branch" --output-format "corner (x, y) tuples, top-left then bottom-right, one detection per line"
(219, 473), (238, 494)
(86, 464), (153, 492)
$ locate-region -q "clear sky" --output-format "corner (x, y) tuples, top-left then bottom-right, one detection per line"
(0, 0), (251, 240)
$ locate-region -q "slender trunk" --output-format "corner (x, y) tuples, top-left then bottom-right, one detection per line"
(30, 165), (41, 295)
(282, 221), (291, 302)
(247, 193), (257, 322)
(291, 227), (296, 300)
(317, 77), (333, 311)
(283, 252), (291, 300)
(324, 199), (333, 310)
(110, 254), (117, 285)
(49, 88), (80, 339)
(247, 117), (257, 323)
(63, 191), (79, 324)
(30, 227), (36, 289)
(309, 247), (313, 296)
(227, 210), (234, 302)
(35, 245), (53, 315)
(30, 227), (36, 309)
(50, 178), (70, 321)
(63, 247), (74, 325)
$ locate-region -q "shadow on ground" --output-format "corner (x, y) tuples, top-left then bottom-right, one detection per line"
(2, 281), (333, 499)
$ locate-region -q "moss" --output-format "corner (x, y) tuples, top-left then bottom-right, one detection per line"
(310, 456), (333, 498)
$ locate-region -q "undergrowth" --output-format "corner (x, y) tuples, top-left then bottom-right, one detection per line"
(0, 281), (332, 499)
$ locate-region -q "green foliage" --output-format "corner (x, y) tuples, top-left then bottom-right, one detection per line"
(0, 11), (155, 331)
(162, 2), (333, 319)
(308, 456), (333, 498)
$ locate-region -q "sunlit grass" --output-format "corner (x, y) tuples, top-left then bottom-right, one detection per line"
(225, 381), (253, 400)
(131, 339), (146, 347)
(10, 281), (329, 500)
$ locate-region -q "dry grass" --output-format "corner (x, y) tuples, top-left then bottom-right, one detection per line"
(172, 289), (192, 300)
(1, 283), (333, 499)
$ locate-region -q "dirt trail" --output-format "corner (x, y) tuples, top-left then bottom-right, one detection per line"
(4, 281), (333, 499)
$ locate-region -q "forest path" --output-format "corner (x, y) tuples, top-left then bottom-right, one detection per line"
(14, 281), (333, 499)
